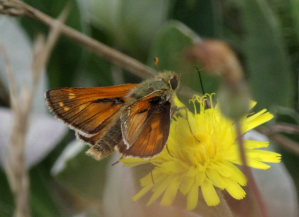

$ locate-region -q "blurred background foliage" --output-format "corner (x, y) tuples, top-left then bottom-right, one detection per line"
(0, 0), (299, 216)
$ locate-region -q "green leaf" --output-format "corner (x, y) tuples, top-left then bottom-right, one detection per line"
(241, 0), (295, 108)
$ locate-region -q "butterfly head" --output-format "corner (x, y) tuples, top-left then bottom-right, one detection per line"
(156, 71), (180, 91)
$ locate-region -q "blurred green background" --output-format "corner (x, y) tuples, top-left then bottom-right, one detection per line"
(0, 0), (298, 216)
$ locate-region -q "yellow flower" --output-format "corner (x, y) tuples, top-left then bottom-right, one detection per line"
(121, 94), (281, 210)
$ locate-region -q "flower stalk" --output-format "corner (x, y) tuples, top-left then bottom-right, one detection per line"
(235, 121), (269, 217)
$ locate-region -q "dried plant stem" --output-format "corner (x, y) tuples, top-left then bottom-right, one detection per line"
(0, 46), (31, 217)
(0, 6), (64, 217)
(0, 0), (198, 98)
(259, 126), (299, 156)
(269, 123), (299, 134)
(0, 0), (156, 78)
(235, 121), (269, 217)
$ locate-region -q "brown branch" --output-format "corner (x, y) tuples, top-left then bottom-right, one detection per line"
(235, 121), (269, 217)
(0, 0), (199, 99)
(259, 126), (299, 156)
(268, 123), (299, 135)
(0, 0), (156, 79)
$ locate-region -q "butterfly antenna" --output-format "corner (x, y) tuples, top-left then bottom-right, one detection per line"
(195, 66), (205, 95)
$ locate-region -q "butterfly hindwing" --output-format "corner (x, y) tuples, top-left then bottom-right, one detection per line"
(119, 92), (171, 157)
(46, 84), (137, 135)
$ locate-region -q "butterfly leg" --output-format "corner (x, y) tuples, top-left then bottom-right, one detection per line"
(150, 170), (155, 184)
(172, 106), (201, 143)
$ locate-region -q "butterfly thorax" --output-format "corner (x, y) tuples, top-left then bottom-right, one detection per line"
(126, 71), (179, 102)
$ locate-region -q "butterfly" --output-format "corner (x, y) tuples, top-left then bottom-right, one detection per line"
(46, 71), (179, 160)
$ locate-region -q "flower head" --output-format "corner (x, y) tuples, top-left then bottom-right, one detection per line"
(122, 94), (281, 210)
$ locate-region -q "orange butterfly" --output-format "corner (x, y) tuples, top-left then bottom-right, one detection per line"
(46, 71), (179, 160)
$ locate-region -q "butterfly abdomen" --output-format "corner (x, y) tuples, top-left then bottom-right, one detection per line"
(86, 120), (123, 160)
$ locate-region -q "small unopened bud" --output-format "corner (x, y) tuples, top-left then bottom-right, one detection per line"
(218, 83), (250, 121)
(186, 40), (243, 87)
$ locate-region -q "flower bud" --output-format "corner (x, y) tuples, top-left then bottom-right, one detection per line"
(218, 83), (250, 121)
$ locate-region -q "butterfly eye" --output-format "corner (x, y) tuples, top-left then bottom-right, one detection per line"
(169, 76), (178, 90)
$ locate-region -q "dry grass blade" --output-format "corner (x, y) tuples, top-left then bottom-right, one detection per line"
(235, 121), (269, 217)
(259, 126), (299, 156)
(0, 43), (32, 217)
(268, 123), (299, 135)
(0, 5), (66, 217)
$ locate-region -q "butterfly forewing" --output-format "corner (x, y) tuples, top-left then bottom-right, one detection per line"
(46, 84), (137, 135)
(120, 92), (171, 157)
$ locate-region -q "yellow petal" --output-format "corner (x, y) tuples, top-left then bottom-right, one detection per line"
(215, 162), (247, 186)
(248, 150), (281, 163)
(180, 169), (196, 194)
(140, 173), (153, 187)
(243, 109), (273, 132)
(244, 140), (269, 149)
(187, 185), (199, 210)
(201, 179), (220, 206)
(147, 176), (173, 205)
(133, 184), (153, 201)
(247, 160), (272, 169)
(206, 168), (226, 189)
(160, 177), (181, 206)
(225, 181), (246, 200)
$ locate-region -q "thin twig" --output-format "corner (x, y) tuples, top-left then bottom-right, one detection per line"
(0, 4), (65, 217)
(0, 0), (199, 98)
(259, 126), (299, 156)
(0, 0), (156, 79)
(268, 123), (299, 135)
(235, 121), (269, 217)
(0, 45), (31, 217)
